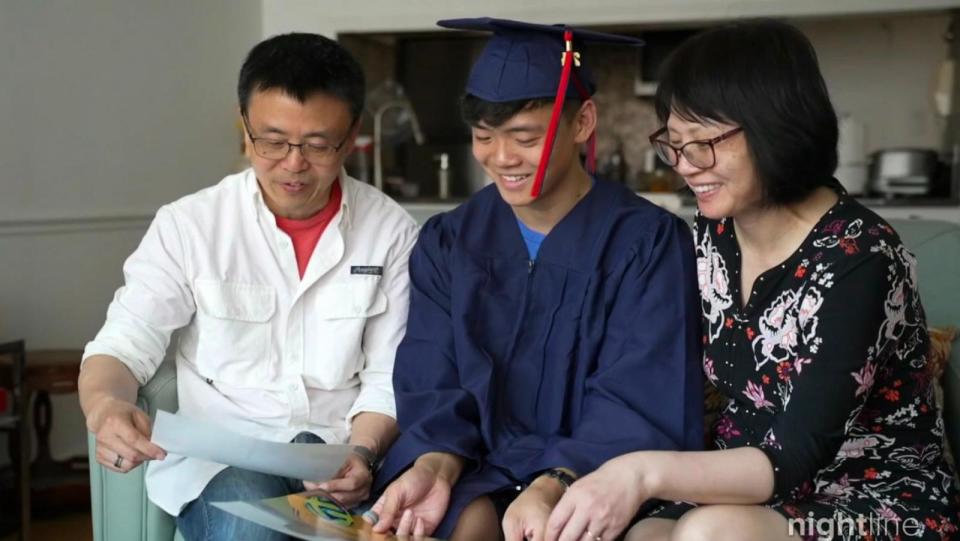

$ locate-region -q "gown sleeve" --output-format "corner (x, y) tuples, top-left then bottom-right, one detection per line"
(377, 215), (486, 482)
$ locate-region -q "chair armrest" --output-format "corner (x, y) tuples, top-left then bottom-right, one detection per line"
(88, 361), (179, 541)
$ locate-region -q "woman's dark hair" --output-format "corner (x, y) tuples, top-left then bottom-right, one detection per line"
(238, 33), (365, 123)
(461, 94), (581, 128)
(655, 20), (838, 206)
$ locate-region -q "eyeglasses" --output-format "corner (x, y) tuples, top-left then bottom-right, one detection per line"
(242, 115), (352, 165)
(648, 126), (743, 169)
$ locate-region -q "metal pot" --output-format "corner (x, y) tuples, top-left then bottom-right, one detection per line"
(868, 148), (938, 196)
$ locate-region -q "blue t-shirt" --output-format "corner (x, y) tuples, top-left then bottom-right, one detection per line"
(516, 178), (597, 259)
(516, 217), (546, 260)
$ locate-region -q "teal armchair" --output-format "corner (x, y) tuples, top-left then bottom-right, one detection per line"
(86, 218), (960, 541)
(87, 360), (183, 541)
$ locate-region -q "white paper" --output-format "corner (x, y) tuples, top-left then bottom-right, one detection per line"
(151, 410), (354, 481)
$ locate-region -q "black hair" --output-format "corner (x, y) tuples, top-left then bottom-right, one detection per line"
(460, 94), (582, 128)
(655, 19), (838, 206)
(238, 33), (365, 123)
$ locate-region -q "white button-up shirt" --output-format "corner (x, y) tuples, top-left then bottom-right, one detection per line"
(82, 169), (418, 515)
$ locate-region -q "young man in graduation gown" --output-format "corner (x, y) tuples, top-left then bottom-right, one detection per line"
(369, 18), (703, 541)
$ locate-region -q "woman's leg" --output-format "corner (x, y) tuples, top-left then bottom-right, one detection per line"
(624, 517), (677, 541)
(450, 496), (502, 541)
(669, 504), (795, 541)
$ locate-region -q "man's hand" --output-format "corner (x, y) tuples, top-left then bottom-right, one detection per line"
(87, 396), (166, 474)
(304, 453), (372, 509)
(367, 452), (462, 537)
(502, 476), (565, 541)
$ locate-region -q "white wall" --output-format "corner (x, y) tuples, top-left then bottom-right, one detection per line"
(261, 0), (960, 37)
(0, 1), (261, 462)
(800, 14), (950, 155)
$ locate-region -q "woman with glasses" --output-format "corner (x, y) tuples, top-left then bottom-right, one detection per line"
(542, 19), (959, 541)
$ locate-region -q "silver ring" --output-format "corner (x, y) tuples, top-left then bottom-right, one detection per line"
(585, 531), (602, 541)
(113, 454), (124, 469)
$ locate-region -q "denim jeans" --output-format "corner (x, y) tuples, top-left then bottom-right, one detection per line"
(176, 432), (323, 541)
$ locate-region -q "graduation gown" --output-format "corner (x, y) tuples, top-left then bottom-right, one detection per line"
(376, 179), (703, 536)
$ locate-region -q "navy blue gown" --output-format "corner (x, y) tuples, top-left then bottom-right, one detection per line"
(377, 179), (703, 537)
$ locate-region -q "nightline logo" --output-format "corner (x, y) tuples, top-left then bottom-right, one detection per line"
(787, 511), (923, 538)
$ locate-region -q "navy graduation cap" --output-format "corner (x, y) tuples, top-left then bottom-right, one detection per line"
(438, 17), (643, 197)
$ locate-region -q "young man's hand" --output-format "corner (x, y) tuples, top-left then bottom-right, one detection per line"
(502, 475), (565, 541)
(367, 452), (462, 536)
(304, 453), (372, 509)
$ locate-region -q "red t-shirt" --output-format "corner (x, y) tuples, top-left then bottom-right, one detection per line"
(275, 180), (343, 278)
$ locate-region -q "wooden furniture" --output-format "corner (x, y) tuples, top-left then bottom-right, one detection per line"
(23, 349), (88, 496)
(0, 339), (30, 541)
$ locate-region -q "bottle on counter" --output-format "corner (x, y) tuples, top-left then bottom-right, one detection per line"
(598, 140), (628, 183)
(435, 152), (450, 200)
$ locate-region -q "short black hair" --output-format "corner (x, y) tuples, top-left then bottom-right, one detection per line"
(460, 94), (581, 128)
(655, 20), (838, 206)
(238, 33), (365, 123)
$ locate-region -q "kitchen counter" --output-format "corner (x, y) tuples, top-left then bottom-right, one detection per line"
(399, 193), (960, 225)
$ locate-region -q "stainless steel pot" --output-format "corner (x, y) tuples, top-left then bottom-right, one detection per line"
(868, 148), (938, 196)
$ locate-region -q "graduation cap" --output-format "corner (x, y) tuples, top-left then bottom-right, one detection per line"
(437, 17), (643, 197)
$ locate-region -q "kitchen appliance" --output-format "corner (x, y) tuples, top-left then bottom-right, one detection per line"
(868, 148), (938, 197)
(835, 113), (868, 195)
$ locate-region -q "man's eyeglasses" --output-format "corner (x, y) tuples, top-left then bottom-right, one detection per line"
(648, 126), (743, 170)
(242, 115), (352, 165)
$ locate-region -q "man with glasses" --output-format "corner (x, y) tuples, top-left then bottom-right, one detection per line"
(78, 33), (418, 540)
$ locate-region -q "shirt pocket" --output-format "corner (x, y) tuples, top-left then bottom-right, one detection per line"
(307, 276), (387, 388)
(193, 279), (276, 385)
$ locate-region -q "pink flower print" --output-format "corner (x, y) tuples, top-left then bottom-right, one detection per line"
(768, 303), (786, 328)
(696, 257), (710, 291)
(822, 219), (846, 235)
(853, 362), (876, 397)
(778, 322), (798, 349)
(794, 357), (811, 374)
(743, 380), (775, 410)
(712, 265), (728, 296)
(876, 505), (899, 523)
(891, 283), (905, 308)
(798, 290), (823, 324)
(703, 357), (718, 383)
(716, 416), (741, 440)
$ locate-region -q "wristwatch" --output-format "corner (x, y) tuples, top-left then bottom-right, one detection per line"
(352, 445), (379, 473)
(543, 468), (577, 492)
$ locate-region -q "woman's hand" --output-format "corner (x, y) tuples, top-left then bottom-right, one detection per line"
(545, 454), (650, 541)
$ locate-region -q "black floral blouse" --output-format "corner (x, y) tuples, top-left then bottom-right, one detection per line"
(651, 192), (960, 540)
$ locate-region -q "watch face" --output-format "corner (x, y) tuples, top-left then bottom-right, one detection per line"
(548, 469), (574, 488)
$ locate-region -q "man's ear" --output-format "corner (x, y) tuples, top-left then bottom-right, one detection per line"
(341, 119), (363, 156)
(572, 100), (598, 144)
